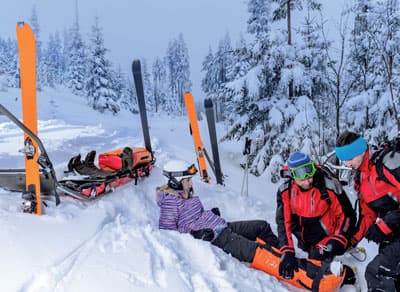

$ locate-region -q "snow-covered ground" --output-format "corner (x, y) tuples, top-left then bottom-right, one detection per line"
(0, 87), (376, 291)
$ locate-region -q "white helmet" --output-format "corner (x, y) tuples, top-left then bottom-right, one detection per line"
(163, 160), (197, 189)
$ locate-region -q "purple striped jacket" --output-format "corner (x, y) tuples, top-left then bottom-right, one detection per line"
(156, 187), (227, 240)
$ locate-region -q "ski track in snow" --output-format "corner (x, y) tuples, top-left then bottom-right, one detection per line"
(18, 206), (124, 292)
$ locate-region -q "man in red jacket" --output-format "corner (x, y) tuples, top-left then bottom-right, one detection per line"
(336, 131), (400, 291)
(276, 152), (356, 280)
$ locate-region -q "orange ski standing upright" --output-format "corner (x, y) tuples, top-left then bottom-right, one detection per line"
(183, 92), (210, 183)
(16, 22), (42, 215)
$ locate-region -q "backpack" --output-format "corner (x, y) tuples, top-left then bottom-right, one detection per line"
(370, 138), (400, 186)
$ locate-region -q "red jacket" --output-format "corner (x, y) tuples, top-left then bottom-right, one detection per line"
(276, 168), (355, 254)
(353, 149), (400, 242)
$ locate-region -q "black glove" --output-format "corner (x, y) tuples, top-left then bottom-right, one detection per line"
(383, 210), (400, 233)
(365, 224), (385, 244)
(190, 228), (214, 241)
(279, 252), (299, 279)
(326, 239), (346, 256)
(308, 238), (345, 261)
(211, 207), (221, 216)
(309, 247), (331, 261)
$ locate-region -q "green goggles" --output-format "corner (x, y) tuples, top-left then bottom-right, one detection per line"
(290, 162), (316, 181)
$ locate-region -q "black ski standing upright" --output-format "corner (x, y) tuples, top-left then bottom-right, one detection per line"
(132, 60), (152, 154)
(204, 98), (223, 185)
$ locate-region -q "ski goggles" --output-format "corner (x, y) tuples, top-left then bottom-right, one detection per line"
(290, 162), (316, 181)
(163, 163), (198, 179)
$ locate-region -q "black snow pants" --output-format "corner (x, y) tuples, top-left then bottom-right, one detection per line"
(212, 220), (278, 263)
(365, 239), (400, 292)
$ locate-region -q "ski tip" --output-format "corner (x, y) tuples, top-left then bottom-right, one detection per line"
(132, 60), (141, 72)
(204, 98), (213, 108)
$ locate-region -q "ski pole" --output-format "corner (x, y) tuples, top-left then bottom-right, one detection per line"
(241, 137), (251, 197)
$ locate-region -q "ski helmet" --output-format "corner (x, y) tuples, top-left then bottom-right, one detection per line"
(163, 160), (197, 190)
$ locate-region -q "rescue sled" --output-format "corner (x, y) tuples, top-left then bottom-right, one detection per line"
(251, 240), (348, 292)
(59, 147), (154, 200)
(0, 103), (155, 204)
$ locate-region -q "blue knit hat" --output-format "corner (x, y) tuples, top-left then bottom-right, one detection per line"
(287, 152), (311, 169)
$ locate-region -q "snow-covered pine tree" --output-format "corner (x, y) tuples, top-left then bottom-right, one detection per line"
(86, 16), (119, 114)
(29, 4), (44, 90)
(165, 34), (191, 114)
(140, 59), (154, 111)
(2, 38), (19, 88)
(221, 0), (280, 178)
(213, 33), (234, 121)
(66, 6), (87, 95)
(120, 77), (138, 114)
(152, 57), (167, 113)
(345, 0), (400, 142)
(296, 3), (333, 155)
(201, 47), (217, 97)
(112, 65), (127, 108)
(271, 0), (321, 99)
(44, 32), (64, 87)
(0, 38), (7, 91)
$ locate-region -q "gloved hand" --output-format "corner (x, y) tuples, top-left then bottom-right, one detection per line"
(211, 207), (221, 216)
(326, 239), (346, 256)
(190, 228), (214, 241)
(365, 224), (385, 244)
(279, 252), (299, 279)
(309, 246), (332, 261)
(383, 210), (400, 232)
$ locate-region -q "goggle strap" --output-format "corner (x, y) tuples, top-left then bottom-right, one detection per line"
(163, 164), (197, 178)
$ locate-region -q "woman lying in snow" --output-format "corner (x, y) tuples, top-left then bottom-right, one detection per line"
(155, 160), (356, 291)
(156, 159), (279, 263)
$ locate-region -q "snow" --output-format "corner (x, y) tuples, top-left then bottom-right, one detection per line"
(0, 87), (376, 291)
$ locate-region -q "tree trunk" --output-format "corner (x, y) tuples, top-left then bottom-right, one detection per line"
(287, 0), (294, 98)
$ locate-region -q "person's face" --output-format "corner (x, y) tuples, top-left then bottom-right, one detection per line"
(343, 152), (364, 170)
(294, 176), (314, 190)
(181, 177), (193, 193)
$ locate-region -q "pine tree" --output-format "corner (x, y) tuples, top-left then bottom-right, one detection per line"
(165, 34), (191, 113)
(120, 77), (138, 114)
(44, 32), (64, 87)
(29, 4), (44, 90)
(66, 6), (87, 95)
(152, 57), (167, 113)
(296, 4), (332, 154)
(271, 0), (322, 99)
(3, 38), (19, 88)
(345, 0), (400, 141)
(86, 16), (119, 114)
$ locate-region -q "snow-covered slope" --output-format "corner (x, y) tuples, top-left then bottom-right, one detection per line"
(0, 87), (374, 291)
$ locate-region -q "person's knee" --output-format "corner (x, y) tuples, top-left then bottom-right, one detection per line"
(366, 258), (379, 277)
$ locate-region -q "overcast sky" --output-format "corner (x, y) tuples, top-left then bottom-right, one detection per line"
(1, 0), (249, 99)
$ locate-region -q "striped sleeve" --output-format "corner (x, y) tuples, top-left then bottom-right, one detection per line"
(157, 189), (179, 231)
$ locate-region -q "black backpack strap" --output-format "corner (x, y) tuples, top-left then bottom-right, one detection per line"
(311, 260), (332, 292)
(319, 180), (331, 205)
(119, 147), (133, 174)
(371, 148), (395, 186)
(315, 169), (332, 205)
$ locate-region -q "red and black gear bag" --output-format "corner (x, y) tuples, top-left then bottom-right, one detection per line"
(98, 147), (153, 172)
